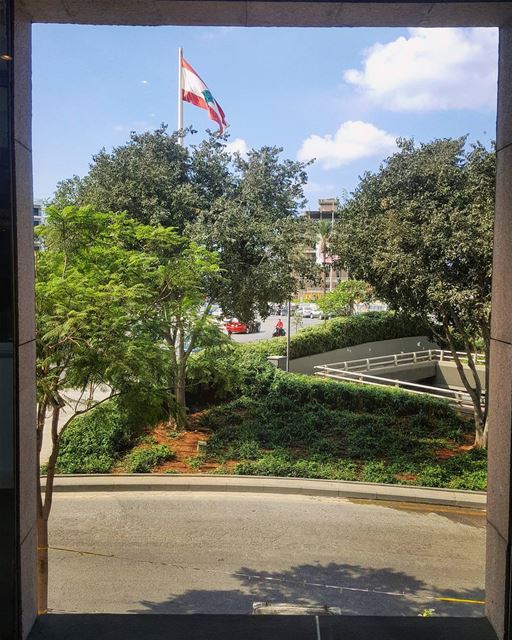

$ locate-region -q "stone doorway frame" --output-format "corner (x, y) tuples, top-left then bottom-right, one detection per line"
(7, 2), (512, 638)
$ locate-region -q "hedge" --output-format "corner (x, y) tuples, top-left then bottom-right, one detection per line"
(238, 312), (430, 361)
(124, 444), (175, 472)
(187, 312), (432, 406)
(55, 393), (165, 474)
(55, 400), (134, 473)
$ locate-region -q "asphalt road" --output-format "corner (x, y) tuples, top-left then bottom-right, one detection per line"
(48, 492), (485, 617)
(227, 314), (324, 343)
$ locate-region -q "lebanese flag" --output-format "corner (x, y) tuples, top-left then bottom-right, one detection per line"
(181, 58), (228, 134)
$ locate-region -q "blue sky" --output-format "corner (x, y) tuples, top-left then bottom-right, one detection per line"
(33, 25), (498, 206)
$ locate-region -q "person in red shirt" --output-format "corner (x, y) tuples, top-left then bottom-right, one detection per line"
(273, 318), (285, 337)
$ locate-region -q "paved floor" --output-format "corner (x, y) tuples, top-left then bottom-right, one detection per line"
(40, 385), (111, 465)
(47, 492), (485, 617)
(29, 614), (497, 640)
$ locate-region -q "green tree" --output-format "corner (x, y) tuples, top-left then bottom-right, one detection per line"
(51, 126), (199, 229)
(333, 138), (494, 448)
(36, 206), (168, 611)
(318, 280), (371, 317)
(130, 223), (225, 429)
(36, 205), (225, 608)
(191, 146), (316, 323)
(51, 129), (314, 323)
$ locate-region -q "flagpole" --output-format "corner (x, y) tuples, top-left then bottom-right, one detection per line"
(178, 47), (184, 146)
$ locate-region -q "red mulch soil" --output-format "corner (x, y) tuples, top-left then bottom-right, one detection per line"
(434, 433), (475, 460)
(139, 414), (237, 474)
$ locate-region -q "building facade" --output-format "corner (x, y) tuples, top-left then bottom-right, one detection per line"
(300, 198), (348, 299)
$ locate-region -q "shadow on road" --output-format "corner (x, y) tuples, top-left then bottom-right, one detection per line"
(129, 561), (485, 617)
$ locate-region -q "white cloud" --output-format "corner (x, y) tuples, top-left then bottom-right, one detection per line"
(298, 120), (396, 169)
(225, 137), (248, 157)
(303, 181), (337, 195)
(344, 28), (497, 111)
(201, 27), (237, 41)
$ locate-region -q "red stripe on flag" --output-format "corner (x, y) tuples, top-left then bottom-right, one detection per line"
(182, 90), (208, 111)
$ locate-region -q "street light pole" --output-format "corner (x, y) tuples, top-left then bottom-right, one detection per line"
(329, 205), (335, 291)
(286, 299), (291, 372)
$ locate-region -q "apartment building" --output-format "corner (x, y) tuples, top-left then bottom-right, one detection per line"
(300, 198), (348, 299)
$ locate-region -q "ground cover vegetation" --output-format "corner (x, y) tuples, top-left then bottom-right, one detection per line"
(332, 138), (494, 448)
(55, 313), (483, 490)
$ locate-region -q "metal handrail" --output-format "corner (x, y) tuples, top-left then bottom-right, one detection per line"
(314, 366), (484, 410)
(323, 349), (486, 373)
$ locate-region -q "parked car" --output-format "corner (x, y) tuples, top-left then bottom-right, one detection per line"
(225, 318), (261, 334)
(299, 304), (315, 318)
(309, 305), (320, 318)
(271, 302), (298, 316)
(307, 303), (331, 319)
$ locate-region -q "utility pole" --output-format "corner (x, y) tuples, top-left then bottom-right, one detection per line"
(329, 203), (335, 291)
(177, 47), (184, 146)
(286, 299), (291, 372)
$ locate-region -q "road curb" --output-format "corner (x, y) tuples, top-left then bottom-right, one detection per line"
(42, 474), (486, 510)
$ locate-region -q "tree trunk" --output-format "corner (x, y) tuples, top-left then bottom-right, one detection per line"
(173, 326), (188, 431)
(473, 413), (489, 449)
(174, 370), (187, 430)
(443, 318), (485, 447)
(37, 512), (49, 613)
(37, 404), (60, 611)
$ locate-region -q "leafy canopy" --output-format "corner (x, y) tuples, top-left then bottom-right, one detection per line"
(51, 128), (316, 324)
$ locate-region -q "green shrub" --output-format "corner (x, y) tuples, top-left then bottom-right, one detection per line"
(124, 444), (175, 472)
(56, 400), (134, 474)
(186, 455), (205, 470)
(190, 312), (431, 408)
(268, 372), (460, 428)
(361, 461), (396, 483)
(234, 453), (358, 481)
(236, 312), (428, 361)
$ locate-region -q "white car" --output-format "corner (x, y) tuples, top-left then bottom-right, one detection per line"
(300, 304), (314, 318)
(308, 303), (323, 318)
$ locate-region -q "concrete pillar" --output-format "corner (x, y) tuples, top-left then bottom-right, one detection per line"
(486, 25), (512, 640)
(13, 0), (37, 636)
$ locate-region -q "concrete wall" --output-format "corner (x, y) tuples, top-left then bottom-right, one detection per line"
(486, 25), (512, 640)
(8, 4), (512, 640)
(14, 0), (37, 636)
(434, 361), (486, 391)
(18, 0), (512, 27)
(360, 361), (437, 384)
(289, 335), (438, 375)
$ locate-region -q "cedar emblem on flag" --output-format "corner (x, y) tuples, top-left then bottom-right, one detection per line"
(180, 56), (228, 134)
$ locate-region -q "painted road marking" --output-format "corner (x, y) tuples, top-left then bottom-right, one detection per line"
(49, 545), (485, 606)
(437, 597), (486, 605)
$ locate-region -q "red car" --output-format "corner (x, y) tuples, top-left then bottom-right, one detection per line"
(225, 319), (261, 334)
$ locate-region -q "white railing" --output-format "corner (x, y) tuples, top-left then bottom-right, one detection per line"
(313, 366), (480, 410)
(322, 349), (485, 374)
